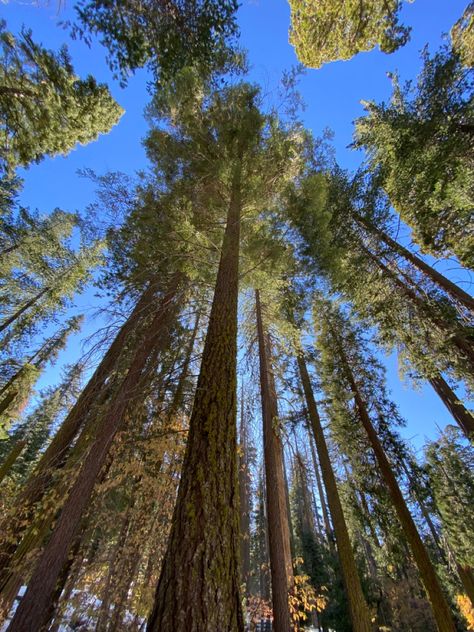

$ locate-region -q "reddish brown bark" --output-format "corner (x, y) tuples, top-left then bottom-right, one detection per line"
(147, 164), (244, 632)
(353, 211), (474, 313)
(256, 289), (293, 632)
(7, 277), (181, 631)
(333, 334), (456, 632)
(0, 282), (160, 593)
(429, 375), (474, 440)
(296, 351), (372, 632)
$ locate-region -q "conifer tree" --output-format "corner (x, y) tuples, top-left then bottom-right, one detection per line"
(72, 0), (239, 84)
(353, 46), (474, 267)
(315, 300), (457, 631)
(288, 0), (410, 68)
(294, 337), (373, 632)
(0, 316), (82, 436)
(0, 20), (123, 173)
(255, 289), (294, 632)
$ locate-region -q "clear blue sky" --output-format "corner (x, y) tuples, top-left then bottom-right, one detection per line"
(3, 0), (471, 451)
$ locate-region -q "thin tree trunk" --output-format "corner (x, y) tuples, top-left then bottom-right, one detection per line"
(333, 333), (456, 632)
(256, 289), (293, 632)
(353, 211), (474, 313)
(296, 351), (373, 632)
(0, 286), (49, 335)
(239, 385), (252, 589)
(402, 461), (474, 606)
(308, 433), (333, 544)
(0, 440), (26, 484)
(7, 277), (181, 632)
(362, 244), (474, 370)
(0, 282), (159, 586)
(147, 163), (244, 632)
(429, 375), (474, 439)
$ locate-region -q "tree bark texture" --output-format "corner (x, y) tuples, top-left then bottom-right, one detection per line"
(334, 336), (456, 632)
(256, 289), (293, 632)
(147, 164), (244, 632)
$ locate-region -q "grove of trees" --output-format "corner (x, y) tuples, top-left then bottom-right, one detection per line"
(0, 1), (473, 631)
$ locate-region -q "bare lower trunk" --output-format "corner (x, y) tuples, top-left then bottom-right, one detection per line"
(147, 163), (244, 632)
(7, 277), (180, 631)
(308, 434), (332, 544)
(239, 386), (252, 589)
(296, 351), (373, 632)
(256, 289), (293, 632)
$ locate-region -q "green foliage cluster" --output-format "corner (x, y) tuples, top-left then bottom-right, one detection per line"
(289, 0), (410, 68)
(72, 0), (240, 85)
(354, 47), (474, 267)
(0, 20), (123, 173)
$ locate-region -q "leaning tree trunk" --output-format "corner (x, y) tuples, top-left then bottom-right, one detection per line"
(0, 440), (26, 484)
(0, 281), (159, 592)
(0, 286), (49, 335)
(296, 350), (373, 632)
(333, 333), (456, 632)
(256, 289), (293, 632)
(353, 211), (474, 314)
(147, 163), (244, 632)
(363, 245), (474, 371)
(308, 434), (333, 544)
(429, 375), (474, 440)
(7, 276), (181, 632)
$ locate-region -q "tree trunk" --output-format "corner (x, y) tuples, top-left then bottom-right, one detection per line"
(147, 163), (244, 632)
(361, 244), (474, 371)
(429, 375), (474, 440)
(7, 277), (181, 632)
(0, 282), (159, 586)
(0, 286), (49, 335)
(239, 385), (252, 589)
(296, 351), (373, 632)
(353, 211), (474, 313)
(256, 289), (293, 632)
(0, 440), (26, 484)
(308, 433), (333, 544)
(333, 335), (456, 632)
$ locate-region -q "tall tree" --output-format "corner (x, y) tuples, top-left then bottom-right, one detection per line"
(293, 326), (372, 631)
(316, 301), (456, 631)
(255, 289), (294, 632)
(0, 20), (123, 172)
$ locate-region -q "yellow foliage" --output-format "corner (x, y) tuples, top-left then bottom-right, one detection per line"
(457, 594), (474, 630)
(288, 572), (327, 632)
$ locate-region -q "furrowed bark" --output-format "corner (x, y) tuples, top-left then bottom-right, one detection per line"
(429, 375), (474, 440)
(256, 289), (293, 632)
(147, 163), (244, 632)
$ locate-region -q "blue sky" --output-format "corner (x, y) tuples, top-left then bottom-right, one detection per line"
(3, 0), (471, 451)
